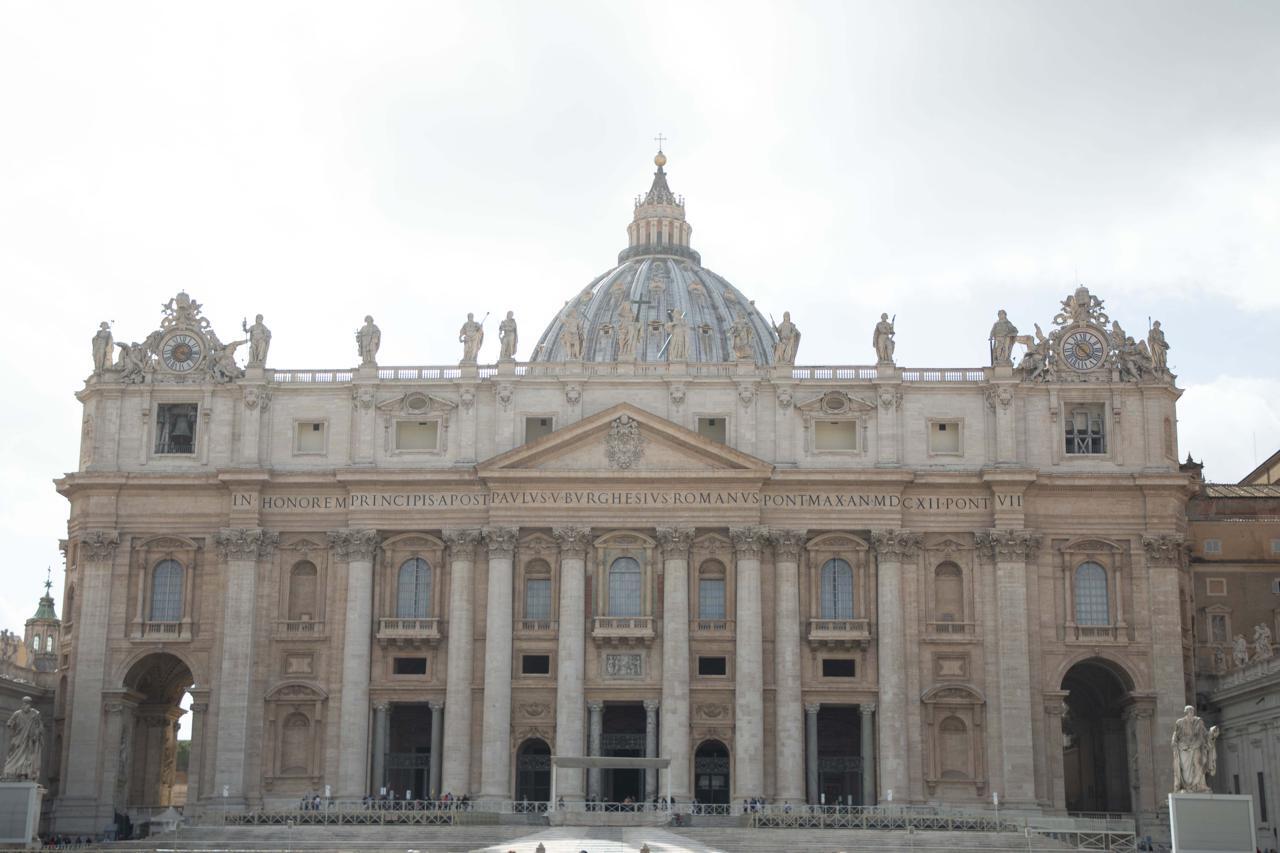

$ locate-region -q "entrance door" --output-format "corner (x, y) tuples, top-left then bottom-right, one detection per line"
(694, 740), (730, 805)
(815, 705), (864, 805)
(515, 738), (551, 804)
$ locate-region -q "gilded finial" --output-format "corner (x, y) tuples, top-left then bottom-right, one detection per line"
(653, 133), (667, 168)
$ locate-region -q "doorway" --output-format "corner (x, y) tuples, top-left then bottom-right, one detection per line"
(1061, 659), (1132, 814)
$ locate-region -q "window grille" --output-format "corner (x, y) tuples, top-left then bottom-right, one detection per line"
(1074, 562), (1109, 625)
(820, 558), (854, 619)
(699, 578), (726, 620)
(1210, 613), (1228, 644)
(524, 578), (552, 621)
(150, 559), (184, 622)
(396, 558), (431, 619)
(607, 557), (642, 617)
(1065, 407), (1105, 454)
(154, 404), (198, 454)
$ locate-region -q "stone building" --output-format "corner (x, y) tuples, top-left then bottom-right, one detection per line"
(54, 150), (1194, 835)
(0, 578), (60, 795)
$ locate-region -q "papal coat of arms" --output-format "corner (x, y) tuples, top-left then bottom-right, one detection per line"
(604, 414), (645, 469)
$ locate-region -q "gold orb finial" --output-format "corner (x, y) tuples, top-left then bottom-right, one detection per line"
(654, 151), (667, 168)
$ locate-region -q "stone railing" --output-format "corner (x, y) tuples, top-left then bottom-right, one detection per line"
(790, 366), (879, 380)
(1213, 651), (1280, 691)
(592, 616), (655, 645)
(274, 619), (326, 639)
(272, 369), (355, 383)
(137, 621), (188, 640)
(515, 618), (557, 635)
(925, 620), (978, 637)
(691, 618), (734, 636)
(901, 368), (988, 382)
(1063, 624), (1132, 643)
(376, 617), (442, 644)
(807, 618), (872, 648)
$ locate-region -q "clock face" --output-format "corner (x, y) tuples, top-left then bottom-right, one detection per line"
(1061, 329), (1107, 371)
(161, 333), (203, 373)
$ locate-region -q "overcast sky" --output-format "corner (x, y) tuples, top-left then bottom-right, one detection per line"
(0, 0), (1277, 634)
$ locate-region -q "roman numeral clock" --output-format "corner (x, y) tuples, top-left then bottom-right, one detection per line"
(1060, 328), (1107, 371)
(161, 332), (204, 373)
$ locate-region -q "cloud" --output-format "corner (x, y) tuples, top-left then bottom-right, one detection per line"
(1179, 376), (1280, 482)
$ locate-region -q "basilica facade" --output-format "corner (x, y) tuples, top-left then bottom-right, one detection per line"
(55, 151), (1193, 835)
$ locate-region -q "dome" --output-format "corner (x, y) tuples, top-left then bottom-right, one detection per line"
(531, 151), (778, 364)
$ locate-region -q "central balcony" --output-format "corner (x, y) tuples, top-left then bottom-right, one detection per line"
(516, 618), (558, 637)
(134, 620), (191, 642)
(691, 618), (734, 638)
(273, 619), (327, 641)
(807, 618), (873, 649)
(376, 617), (442, 647)
(592, 616), (655, 646)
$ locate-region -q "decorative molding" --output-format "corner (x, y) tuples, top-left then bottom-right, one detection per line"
(351, 386), (375, 411)
(79, 531), (120, 562)
(326, 529), (380, 561)
(668, 383), (686, 409)
(655, 527), (695, 558)
(552, 526), (592, 558)
(1142, 534), (1187, 566)
(860, 702), (877, 716)
(871, 529), (922, 561)
(643, 699), (661, 714)
(496, 383), (514, 412)
(604, 414), (645, 470)
(769, 529), (808, 561)
(216, 527), (278, 561)
(877, 386), (903, 410)
(442, 528), (482, 560)
(985, 386), (1014, 411)
(484, 526), (519, 558)
(776, 386), (793, 410)
(564, 383), (582, 406)
(729, 526), (770, 557)
(975, 529), (1042, 562)
(695, 703), (731, 720)
(518, 702), (550, 719)
(805, 703), (821, 716)
(737, 383), (755, 408)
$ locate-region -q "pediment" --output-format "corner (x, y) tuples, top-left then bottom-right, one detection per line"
(796, 391), (876, 417)
(376, 392), (457, 416)
(477, 403), (773, 477)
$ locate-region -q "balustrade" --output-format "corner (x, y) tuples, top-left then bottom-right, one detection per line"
(806, 618), (872, 648)
(377, 617), (442, 644)
(592, 616), (655, 645)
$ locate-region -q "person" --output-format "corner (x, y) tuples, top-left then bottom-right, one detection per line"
(615, 302), (640, 360)
(91, 322), (114, 375)
(873, 313), (896, 363)
(728, 309), (754, 360)
(498, 311), (518, 360)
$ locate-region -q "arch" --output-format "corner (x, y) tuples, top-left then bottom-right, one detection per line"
(806, 531), (871, 553)
(119, 652), (195, 809)
(1052, 652), (1141, 694)
(45, 635), (54, 652)
(264, 680), (330, 702)
(514, 737), (551, 803)
(149, 559), (184, 622)
(698, 559), (727, 620)
(921, 682), (987, 704)
(288, 560), (318, 621)
(135, 534), (202, 552)
(396, 557), (432, 619)
(607, 556), (643, 617)
(523, 560), (553, 621)
(694, 739), (731, 806)
(114, 645), (203, 690)
(1060, 658), (1134, 813)
(592, 529), (657, 549)
(938, 715), (970, 780)
(819, 558), (854, 619)
(933, 561), (964, 622)
(380, 532), (447, 551)
(1074, 562), (1110, 625)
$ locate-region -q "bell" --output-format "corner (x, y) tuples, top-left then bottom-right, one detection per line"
(170, 414), (192, 438)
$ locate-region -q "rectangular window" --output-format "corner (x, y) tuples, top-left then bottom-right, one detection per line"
(822, 658), (856, 678)
(524, 578), (552, 621)
(928, 420), (962, 455)
(155, 404), (198, 454)
(1064, 405), (1106, 455)
(1203, 539), (1222, 556)
(295, 421), (326, 454)
(1210, 613), (1229, 644)
(1259, 773), (1268, 823)
(392, 657), (427, 675)
(1272, 578), (1280, 595)
(521, 654), (551, 675)
(1206, 577), (1226, 595)
(697, 417), (727, 443)
(815, 420), (858, 451)
(395, 420), (439, 451)
(698, 578), (726, 620)
(525, 416), (554, 442)
(698, 656), (727, 676)
(1272, 540), (1280, 557)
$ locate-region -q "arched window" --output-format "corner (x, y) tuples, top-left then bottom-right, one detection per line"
(820, 558), (854, 619)
(397, 558), (432, 619)
(288, 561), (318, 621)
(698, 560), (727, 621)
(934, 562), (964, 622)
(608, 557), (642, 617)
(939, 716), (970, 779)
(45, 635), (54, 652)
(1074, 562), (1110, 625)
(30, 634), (41, 652)
(280, 712), (311, 775)
(150, 559), (184, 622)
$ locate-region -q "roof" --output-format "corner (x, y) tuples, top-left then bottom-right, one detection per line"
(1203, 484), (1280, 498)
(1241, 448), (1280, 485)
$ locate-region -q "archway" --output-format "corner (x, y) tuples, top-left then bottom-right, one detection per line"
(1061, 658), (1132, 814)
(693, 740), (730, 806)
(515, 738), (551, 804)
(121, 652), (194, 811)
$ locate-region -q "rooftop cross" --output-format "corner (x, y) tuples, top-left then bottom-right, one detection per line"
(653, 133), (666, 151)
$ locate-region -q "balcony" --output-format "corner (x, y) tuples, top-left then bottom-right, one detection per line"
(135, 621), (191, 642)
(376, 617), (442, 646)
(592, 616), (655, 646)
(924, 621), (979, 642)
(691, 619), (734, 638)
(274, 619), (327, 641)
(1063, 623), (1132, 644)
(516, 618), (558, 637)
(807, 618), (872, 649)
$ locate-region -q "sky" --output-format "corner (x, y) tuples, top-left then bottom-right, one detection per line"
(0, 0), (1278, 637)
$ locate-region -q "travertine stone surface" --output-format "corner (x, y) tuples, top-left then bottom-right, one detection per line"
(440, 529), (480, 795)
(657, 526), (694, 800)
(553, 526), (590, 798)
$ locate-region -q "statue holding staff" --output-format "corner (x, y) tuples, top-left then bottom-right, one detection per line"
(1, 696), (43, 782)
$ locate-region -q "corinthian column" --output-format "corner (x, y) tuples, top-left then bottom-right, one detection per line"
(976, 528), (1041, 806)
(553, 526), (591, 799)
(441, 528), (481, 796)
(771, 529), (807, 803)
(730, 526), (769, 800)
(1143, 534), (1190, 802)
(480, 526), (518, 800)
(214, 527), (279, 803)
(656, 526), (694, 799)
(871, 528), (920, 802)
(328, 528), (379, 798)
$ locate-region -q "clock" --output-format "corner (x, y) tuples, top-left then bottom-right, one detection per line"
(1061, 329), (1107, 371)
(161, 333), (203, 373)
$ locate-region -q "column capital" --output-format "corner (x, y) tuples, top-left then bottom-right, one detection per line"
(327, 528), (380, 561)
(870, 529), (922, 561)
(729, 526), (770, 557)
(643, 699), (660, 713)
(217, 527), (279, 561)
(975, 528), (1041, 562)
(804, 702), (821, 716)
(79, 530), (120, 562)
(655, 527), (696, 557)
(443, 528), (482, 559)
(190, 701), (209, 714)
(553, 526), (592, 558)
(483, 526), (519, 558)
(373, 702), (389, 713)
(1142, 534), (1187, 567)
(587, 701), (604, 714)
(859, 702), (877, 717)
(429, 701), (444, 712)
(769, 529), (808, 561)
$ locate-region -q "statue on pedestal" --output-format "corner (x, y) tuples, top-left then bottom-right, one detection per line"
(91, 323), (114, 375)
(771, 311), (800, 365)
(459, 313), (485, 363)
(615, 303), (639, 361)
(1233, 634), (1250, 668)
(498, 311), (518, 361)
(1, 697), (43, 782)
(357, 316), (381, 367)
(1148, 321), (1170, 371)
(1170, 705), (1218, 793)
(243, 314), (272, 368)
(665, 309), (689, 361)
(1254, 623), (1273, 660)
(873, 313), (896, 364)
(728, 309), (754, 361)
(988, 310), (1018, 367)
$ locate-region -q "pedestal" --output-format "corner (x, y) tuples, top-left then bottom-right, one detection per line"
(1168, 793), (1256, 853)
(0, 782), (44, 849)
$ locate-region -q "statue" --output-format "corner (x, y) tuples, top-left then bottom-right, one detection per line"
(873, 313), (896, 364)
(664, 309), (689, 361)
(91, 323), (114, 375)
(1017, 323), (1051, 382)
(356, 316), (381, 367)
(1, 697), (43, 782)
(114, 341), (150, 384)
(1254, 623), (1273, 660)
(771, 311), (801, 364)
(206, 334), (246, 383)
(1170, 705), (1219, 793)
(615, 302), (640, 360)
(498, 311), (518, 361)
(560, 307), (585, 360)
(1213, 645), (1227, 674)
(1148, 321), (1169, 371)
(988, 310), (1018, 367)
(728, 309), (754, 361)
(1232, 634), (1249, 668)
(243, 314), (272, 368)
(459, 312), (485, 363)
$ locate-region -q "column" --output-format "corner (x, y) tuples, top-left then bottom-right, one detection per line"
(214, 527), (278, 804)
(656, 527), (694, 799)
(553, 526), (592, 799)
(371, 703), (388, 794)
(644, 700), (659, 801)
(1143, 535), (1190, 806)
(730, 526), (768, 800)
(328, 528), (379, 798)
(588, 701), (604, 800)
(185, 691), (210, 809)
(772, 529), (807, 803)
(429, 702), (444, 799)
(976, 528), (1041, 806)
(1042, 692), (1068, 811)
(96, 697), (136, 813)
(64, 532), (118, 819)
(441, 529), (480, 796)
(860, 703), (877, 805)
(480, 526), (518, 800)
(805, 703), (820, 805)
(870, 529), (920, 802)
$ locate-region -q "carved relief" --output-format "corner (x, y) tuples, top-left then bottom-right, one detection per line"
(975, 529), (1041, 562)
(871, 529), (922, 561)
(518, 703), (551, 719)
(729, 526), (770, 557)
(327, 529), (380, 562)
(80, 531), (120, 562)
(484, 527), (519, 558)
(443, 528), (482, 560)
(216, 527), (278, 561)
(985, 386), (1014, 411)
(564, 383), (582, 406)
(496, 384), (514, 412)
(776, 386), (793, 410)
(668, 383), (686, 408)
(695, 703), (732, 720)
(604, 415), (645, 470)
(553, 526), (592, 557)
(352, 387), (375, 411)
(655, 527), (695, 557)
(604, 653), (643, 678)
(877, 387), (903, 410)
(1142, 534), (1186, 566)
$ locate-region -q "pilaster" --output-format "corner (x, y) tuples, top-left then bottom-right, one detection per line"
(771, 529), (807, 803)
(441, 528), (481, 795)
(656, 526), (694, 799)
(729, 526), (769, 799)
(479, 526), (518, 800)
(871, 528), (920, 801)
(552, 525), (591, 799)
(327, 528), (379, 798)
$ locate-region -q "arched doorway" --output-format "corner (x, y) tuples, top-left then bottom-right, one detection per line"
(694, 740), (730, 806)
(121, 652), (194, 811)
(515, 738), (551, 804)
(1061, 659), (1132, 814)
